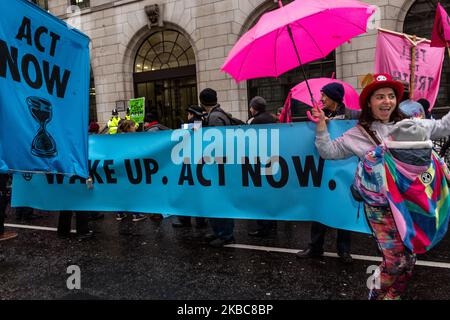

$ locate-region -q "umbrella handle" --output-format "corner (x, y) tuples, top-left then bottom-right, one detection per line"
(307, 101), (322, 123)
(307, 110), (319, 123)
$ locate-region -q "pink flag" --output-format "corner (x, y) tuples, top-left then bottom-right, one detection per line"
(375, 30), (445, 109)
(431, 3), (450, 47)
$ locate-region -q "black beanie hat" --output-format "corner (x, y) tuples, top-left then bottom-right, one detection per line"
(199, 88), (218, 106)
(321, 82), (345, 103)
(186, 105), (206, 117)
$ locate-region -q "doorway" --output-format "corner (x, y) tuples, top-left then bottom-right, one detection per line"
(133, 29), (197, 129)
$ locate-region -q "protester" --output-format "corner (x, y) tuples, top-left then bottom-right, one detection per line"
(246, 96), (278, 238)
(88, 121), (100, 134)
(143, 113), (169, 132)
(15, 206), (42, 221)
(172, 105), (208, 229)
(87, 121), (104, 221)
(296, 83), (353, 264)
(107, 109), (121, 134)
(0, 174), (17, 242)
(116, 120), (147, 222)
(201, 88), (235, 248)
(142, 113), (168, 222)
(57, 210), (93, 240)
(310, 73), (450, 300)
(186, 105), (206, 124)
(417, 98), (432, 119)
(124, 107), (139, 130)
(396, 80), (425, 118)
(399, 100), (425, 119)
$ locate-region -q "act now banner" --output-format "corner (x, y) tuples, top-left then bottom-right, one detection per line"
(375, 30), (445, 108)
(0, 0), (90, 177)
(12, 122), (371, 234)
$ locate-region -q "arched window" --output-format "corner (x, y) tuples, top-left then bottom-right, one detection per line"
(70, 0), (90, 9)
(133, 30), (197, 129)
(404, 0), (450, 115)
(134, 30), (195, 73)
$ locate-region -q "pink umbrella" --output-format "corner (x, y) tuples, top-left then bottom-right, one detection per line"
(292, 78), (360, 110)
(221, 0), (376, 83)
(279, 78), (360, 123)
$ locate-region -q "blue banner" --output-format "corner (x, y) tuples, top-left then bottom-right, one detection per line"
(0, 0), (90, 177)
(12, 122), (371, 234)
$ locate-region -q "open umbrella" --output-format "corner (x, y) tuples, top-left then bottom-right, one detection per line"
(292, 78), (360, 110)
(221, 0), (376, 84)
(279, 77), (360, 123)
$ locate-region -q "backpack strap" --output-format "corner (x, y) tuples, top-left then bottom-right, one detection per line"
(357, 124), (382, 146)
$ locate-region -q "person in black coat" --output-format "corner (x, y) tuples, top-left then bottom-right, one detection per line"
(200, 88), (235, 248)
(0, 174), (17, 242)
(246, 96), (278, 237)
(172, 105), (208, 229)
(296, 82), (353, 264)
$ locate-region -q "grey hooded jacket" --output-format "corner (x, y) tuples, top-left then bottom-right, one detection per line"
(316, 111), (450, 160)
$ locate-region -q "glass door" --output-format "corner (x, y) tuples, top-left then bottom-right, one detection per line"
(136, 76), (197, 129)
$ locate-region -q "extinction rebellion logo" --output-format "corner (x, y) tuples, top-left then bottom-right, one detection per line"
(420, 171), (433, 185)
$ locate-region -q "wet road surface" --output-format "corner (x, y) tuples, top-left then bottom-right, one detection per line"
(1, 208), (450, 300)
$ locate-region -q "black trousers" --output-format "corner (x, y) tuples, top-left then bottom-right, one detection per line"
(309, 222), (351, 255)
(57, 211), (90, 235)
(177, 215), (206, 225)
(255, 220), (276, 232)
(0, 174), (8, 234)
(15, 207), (33, 219)
(0, 188), (6, 235)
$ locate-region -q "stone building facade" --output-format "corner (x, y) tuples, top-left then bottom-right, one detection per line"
(35, 0), (449, 127)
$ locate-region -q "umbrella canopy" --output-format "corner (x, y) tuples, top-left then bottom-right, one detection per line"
(291, 78), (360, 110)
(221, 0), (376, 82)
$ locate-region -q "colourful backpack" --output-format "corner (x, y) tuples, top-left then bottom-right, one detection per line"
(353, 145), (450, 254)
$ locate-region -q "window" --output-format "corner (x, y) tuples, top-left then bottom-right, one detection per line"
(134, 30), (195, 73)
(70, 0), (90, 9)
(30, 0), (48, 10)
(245, 0), (335, 121)
(247, 52), (336, 121)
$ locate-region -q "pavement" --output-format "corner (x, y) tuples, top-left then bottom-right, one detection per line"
(1, 208), (450, 300)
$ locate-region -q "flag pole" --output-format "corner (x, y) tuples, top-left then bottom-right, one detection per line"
(410, 35), (417, 99)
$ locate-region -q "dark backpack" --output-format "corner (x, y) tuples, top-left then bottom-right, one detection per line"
(215, 109), (245, 126)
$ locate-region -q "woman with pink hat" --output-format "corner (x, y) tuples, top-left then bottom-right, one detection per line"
(311, 73), (450, 300)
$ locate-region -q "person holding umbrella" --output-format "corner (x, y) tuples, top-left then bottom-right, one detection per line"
(296, 82), (353, 264)
(308, 73), (450, 300)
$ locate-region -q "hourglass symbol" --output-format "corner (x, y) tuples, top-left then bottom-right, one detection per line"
(27, 96), (57, 158)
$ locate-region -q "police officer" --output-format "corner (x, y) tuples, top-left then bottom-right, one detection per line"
(125, 107), (140, 130)
(107, 109), (121, 134)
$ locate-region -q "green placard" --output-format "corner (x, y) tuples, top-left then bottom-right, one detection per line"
(128, 97), (145, 123)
